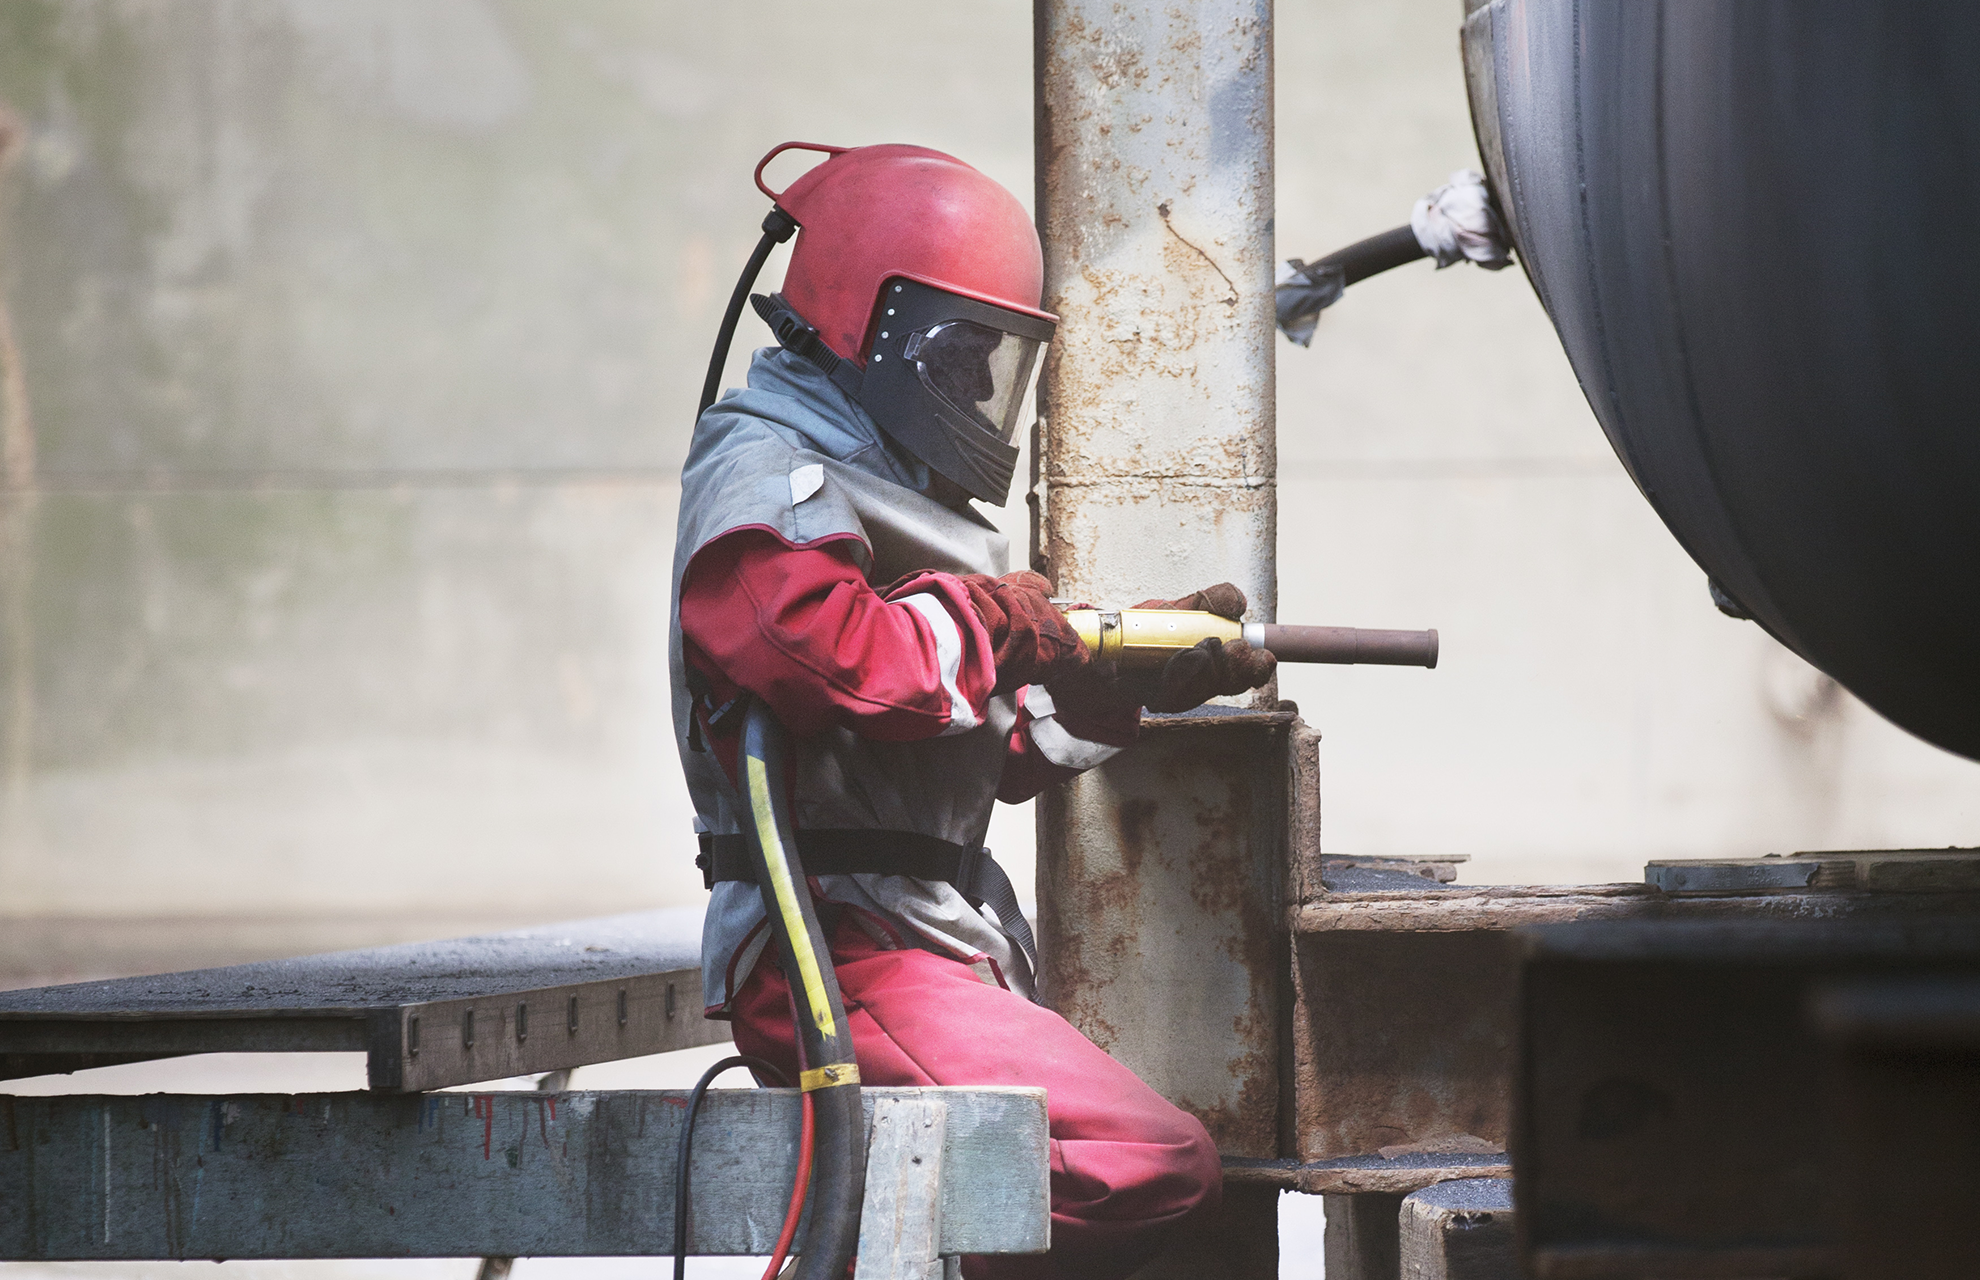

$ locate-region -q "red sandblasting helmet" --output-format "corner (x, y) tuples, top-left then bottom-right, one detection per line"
(743, 142), (1058, 506)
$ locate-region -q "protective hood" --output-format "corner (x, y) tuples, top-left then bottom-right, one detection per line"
(710, 345), (932, 491)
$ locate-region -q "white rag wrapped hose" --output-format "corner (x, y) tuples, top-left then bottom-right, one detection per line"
(1411, 169), (1514, 271)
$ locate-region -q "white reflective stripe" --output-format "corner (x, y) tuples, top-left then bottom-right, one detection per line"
(1030, 713), (1123, 771)
(789, 463), (825, 505)
(898, 592), (981, 735)
(1022, 683), (1057, 718)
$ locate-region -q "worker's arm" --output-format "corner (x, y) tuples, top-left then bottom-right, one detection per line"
(679, 527), (997, 742)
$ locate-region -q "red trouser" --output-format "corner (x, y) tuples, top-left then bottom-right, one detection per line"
(729, 920), (1222, 1280)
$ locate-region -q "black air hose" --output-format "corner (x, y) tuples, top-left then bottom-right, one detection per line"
(734, 697), (866, 1280)
(700, 208), (799, 416)
(1275, 226), (1426, 347)
(671, 1054), (792, 1280)
(1277, 170), (1514, 346)
(1321, 224), (1431, 288)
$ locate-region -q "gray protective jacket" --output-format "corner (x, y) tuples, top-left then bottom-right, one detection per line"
(675, 349), (1103, 1012)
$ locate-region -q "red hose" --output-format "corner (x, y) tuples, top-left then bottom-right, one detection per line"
(761, 1089), (817, 1280)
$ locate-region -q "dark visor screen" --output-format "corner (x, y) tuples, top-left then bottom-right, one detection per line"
(907, 320), (1043, 444)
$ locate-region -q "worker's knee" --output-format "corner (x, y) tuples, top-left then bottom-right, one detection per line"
(1177, 1112), (1223, 1212)
(1053, 1096), (1221, 1227)
(1149, 1106), (1222, 1218)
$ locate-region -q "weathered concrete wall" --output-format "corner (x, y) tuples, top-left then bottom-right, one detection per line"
(0, 0), (1038, 959)
(0, 0), (1975, 983)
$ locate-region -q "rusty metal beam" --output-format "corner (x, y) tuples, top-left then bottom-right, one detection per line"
(1818, 976), (1980, 1279)
(1292, 879), (1980, 1174)
(1037, 710), (1293, 1159)
(1515, 919), (1980, 1279)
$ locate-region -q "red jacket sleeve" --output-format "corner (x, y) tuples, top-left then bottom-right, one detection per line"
(679, 527), (997, 742)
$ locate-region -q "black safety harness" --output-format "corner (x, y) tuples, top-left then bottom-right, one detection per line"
(698, 827), (1038, 974)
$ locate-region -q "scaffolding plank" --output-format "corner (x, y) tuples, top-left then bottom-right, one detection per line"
(0, 907), (729, 1090)
(854, 1095), (950, 1280)
(0, 1086), (1049, 1260)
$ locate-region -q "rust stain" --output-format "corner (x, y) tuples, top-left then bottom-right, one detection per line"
(1044, 790), (1160, 1052)
(1112, 796), (1156, 882)
(1294, 928), (1519, 1160)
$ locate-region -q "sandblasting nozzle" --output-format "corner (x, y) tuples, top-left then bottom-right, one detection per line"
(1062, 609), (1438, 669)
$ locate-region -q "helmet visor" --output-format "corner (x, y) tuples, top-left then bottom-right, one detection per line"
(904, 320), (1044, 445)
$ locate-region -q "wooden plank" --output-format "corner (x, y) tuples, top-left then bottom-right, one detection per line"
(0, 908), (731, 1091)
(1399, 1179), (1516, 1280)
(855, 1096), (949, 1280)
(0, 1087), (1049, 1260)
(1859, 853), (1980, 893)
(1323, 1191), (1403, 1280)
(1224, 1155), (1510, 1196)
(382, 972), (730, 1092)
(1645, 849), (1980, 896)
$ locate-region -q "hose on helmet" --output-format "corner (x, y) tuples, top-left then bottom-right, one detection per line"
(700, 208), (799, 415)
(733, 696), (866, 1280)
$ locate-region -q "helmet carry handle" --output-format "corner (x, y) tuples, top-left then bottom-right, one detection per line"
(753, 141), (851, 202)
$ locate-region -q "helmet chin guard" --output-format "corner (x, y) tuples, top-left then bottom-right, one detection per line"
(754, 278), (1051, 507)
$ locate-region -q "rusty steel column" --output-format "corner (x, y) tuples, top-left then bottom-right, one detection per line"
(1034, 3), (1282, 1274)
(1031, 2), (1277, 607)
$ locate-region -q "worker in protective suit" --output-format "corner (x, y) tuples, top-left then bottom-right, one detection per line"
(672, 142), (1276, 1280)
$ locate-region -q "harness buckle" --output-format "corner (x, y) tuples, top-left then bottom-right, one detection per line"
(954, 844), (986, 904)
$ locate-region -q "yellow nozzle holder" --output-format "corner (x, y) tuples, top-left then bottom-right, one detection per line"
(1064, 609), (1245, 668)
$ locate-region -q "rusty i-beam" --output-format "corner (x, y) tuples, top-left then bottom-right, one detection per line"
(1033, 2), (1282, 1276)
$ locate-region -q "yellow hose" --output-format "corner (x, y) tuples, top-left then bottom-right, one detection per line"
(744, 751), (838, 1039)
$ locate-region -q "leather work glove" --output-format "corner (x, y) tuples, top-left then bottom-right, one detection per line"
(959, 570), (1090, 694)
(1130, 634), (1275, 712)
(1059, 582), (1273, 715)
